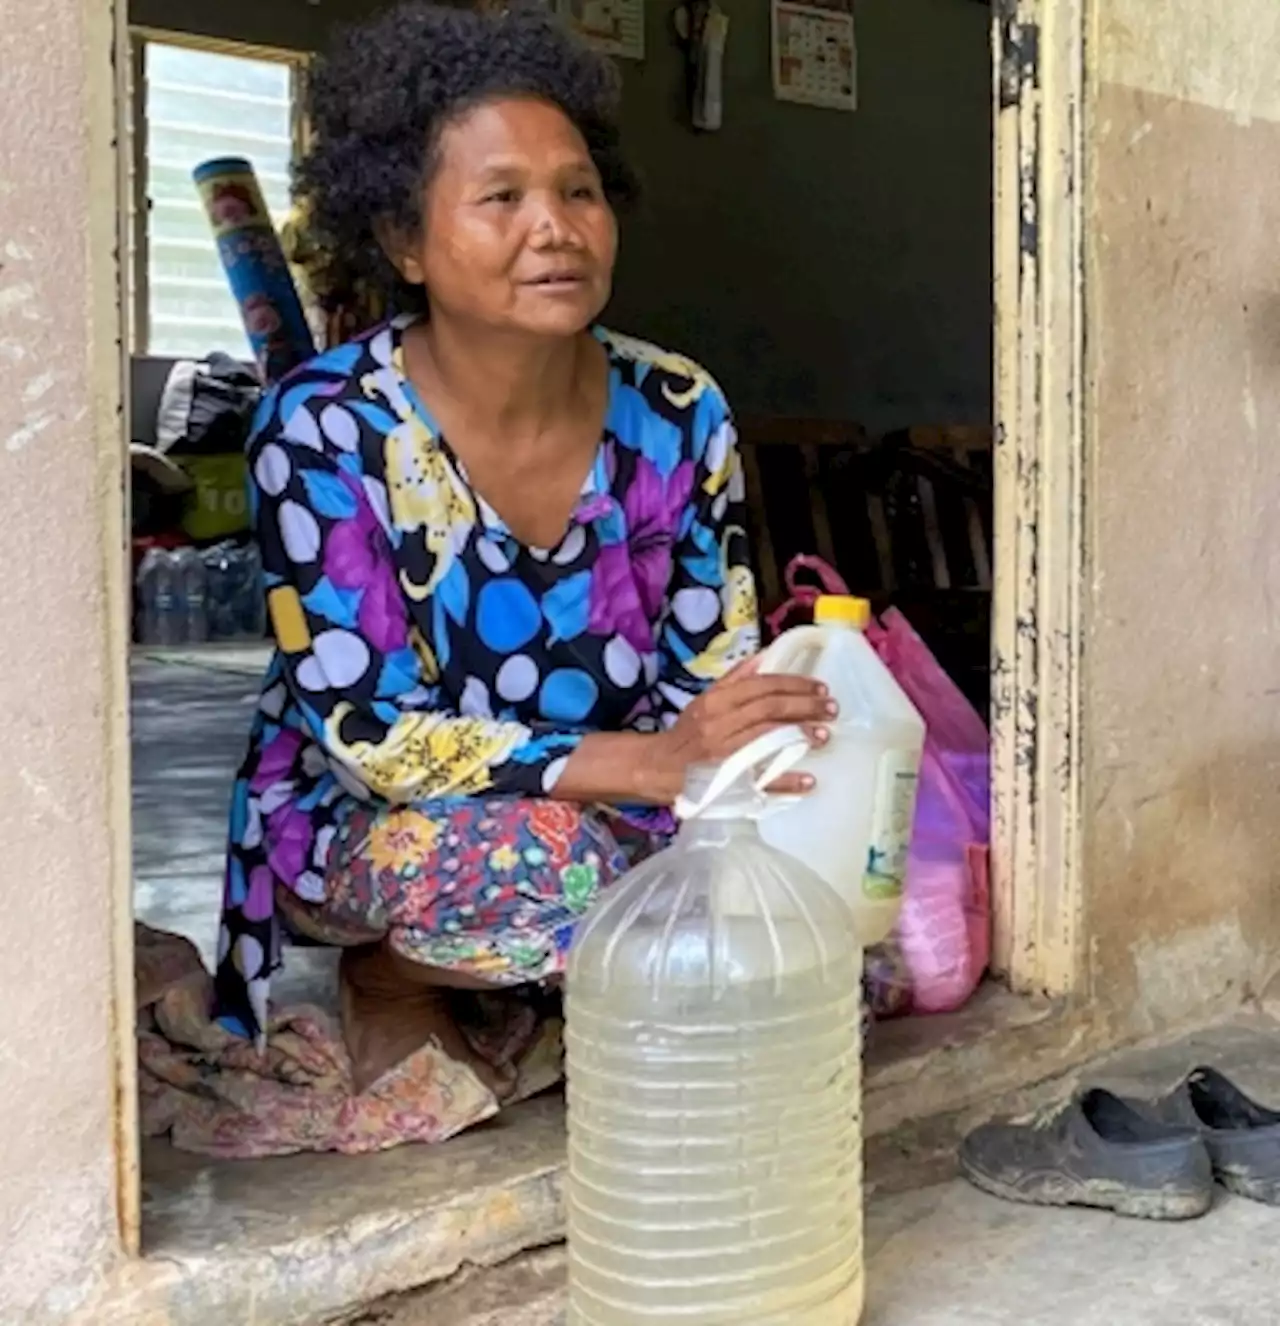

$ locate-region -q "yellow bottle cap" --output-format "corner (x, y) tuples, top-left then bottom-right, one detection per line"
(814, 595), (871, 629)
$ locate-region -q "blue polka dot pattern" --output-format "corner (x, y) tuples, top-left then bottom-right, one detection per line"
(476, 578), (542, 652)
(539, 668), (600, 724)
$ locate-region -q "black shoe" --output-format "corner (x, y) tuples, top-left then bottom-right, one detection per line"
(958, 1088), (1214, 1220)
(1138, 1066), (1280, 1205)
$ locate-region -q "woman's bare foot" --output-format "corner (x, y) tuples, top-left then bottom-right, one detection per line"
(338, 944), (516, 1099)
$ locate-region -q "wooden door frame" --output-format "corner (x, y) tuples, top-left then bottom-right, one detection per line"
(98, 0), (1093, 1262)
(108, 0), (142, 1256)
(990, 0), (1089, 998)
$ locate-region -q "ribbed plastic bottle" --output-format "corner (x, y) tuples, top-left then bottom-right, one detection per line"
(565, 761), (864, 1325)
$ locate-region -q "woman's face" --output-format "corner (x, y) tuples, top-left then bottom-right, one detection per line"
(398, 96), (618, 337)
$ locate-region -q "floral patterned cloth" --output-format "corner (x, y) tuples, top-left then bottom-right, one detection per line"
(277, 797), (663, 981)
(216, 317), (759, 1041)
(137, 924), (566, 1159)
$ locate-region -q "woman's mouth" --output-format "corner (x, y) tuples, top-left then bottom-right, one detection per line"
(525, 271), (588, 292)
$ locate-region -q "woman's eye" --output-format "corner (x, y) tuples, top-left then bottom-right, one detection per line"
(570, 184), (601, 201)
(483, 188), (520, 204)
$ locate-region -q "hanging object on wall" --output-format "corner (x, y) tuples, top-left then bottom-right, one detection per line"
(771, 0), (857, 112)
(675, 0), (730, 131)
(559, 0), (646, 60)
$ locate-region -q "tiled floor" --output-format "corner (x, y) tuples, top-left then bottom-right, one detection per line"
(132, 655), (336, 1011)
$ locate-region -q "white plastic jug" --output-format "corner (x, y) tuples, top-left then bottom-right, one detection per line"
(688, 595), (926, 948)
(565, 764), (864, 1325)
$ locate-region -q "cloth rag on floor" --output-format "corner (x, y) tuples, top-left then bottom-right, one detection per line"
(136, 923), (564, 1159)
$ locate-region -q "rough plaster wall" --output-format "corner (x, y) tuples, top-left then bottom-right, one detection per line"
(1087, 0), (1280, 1027)
(0, 0), (129, 1318)
(132, 0), (992, 430)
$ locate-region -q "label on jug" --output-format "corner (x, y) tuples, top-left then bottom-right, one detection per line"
(862, 751), (919, 900)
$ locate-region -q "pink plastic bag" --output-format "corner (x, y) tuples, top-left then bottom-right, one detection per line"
(766, 556), (992, 1015)
(866, 608), (991, 1013)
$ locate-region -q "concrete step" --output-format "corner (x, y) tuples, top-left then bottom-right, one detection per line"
(83, 1012), (1280, 1325)
(343, 1245), (566, 1326)
(81, 1094), (569, 1326)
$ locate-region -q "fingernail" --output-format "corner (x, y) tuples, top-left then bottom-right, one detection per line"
(824, 700), (839, 717)
(814, 726), (830, 744)
(800, 774), (816, 790)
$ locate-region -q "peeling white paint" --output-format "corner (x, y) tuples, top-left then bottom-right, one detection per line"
(2, 240), (32, 262)
(20, 369), (57, 405)
(19, 768), (74, 824)
(992, 0), (1088, 998)
(1243, 384), (1258, 434)
(0, 281), (36, 317)
(1240, 335), (1260, 435)
(6, 412), (55, 453)
(1128, 121), (1153, 147)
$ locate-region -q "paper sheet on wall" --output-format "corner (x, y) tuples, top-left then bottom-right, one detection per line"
(772, 0), (857, 111)
(561, 0), (646, 61)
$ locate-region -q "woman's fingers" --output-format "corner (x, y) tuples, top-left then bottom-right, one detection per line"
(704, 671), (824, 709)
(707, 718), (796, 754)
(701, 691), (834, 750)
(701, 678), (833, 728)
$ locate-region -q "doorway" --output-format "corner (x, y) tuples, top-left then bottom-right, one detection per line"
(108, 0), (1088, 1279)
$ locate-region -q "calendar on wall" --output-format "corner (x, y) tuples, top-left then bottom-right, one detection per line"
(560, 0), (646, 61)
(771, 0), (857, 112)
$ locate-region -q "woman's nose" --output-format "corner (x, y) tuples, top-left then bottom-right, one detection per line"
(529, 195), (581, 248)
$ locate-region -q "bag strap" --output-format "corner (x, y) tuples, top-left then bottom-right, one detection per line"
(765, 554), (852, 638)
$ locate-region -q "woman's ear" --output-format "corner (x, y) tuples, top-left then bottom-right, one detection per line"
(374, 217), (425, 285)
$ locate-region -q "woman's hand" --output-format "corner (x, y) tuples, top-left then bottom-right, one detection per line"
(637, 657), (836, 805)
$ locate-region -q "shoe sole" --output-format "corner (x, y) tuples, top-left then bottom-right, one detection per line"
(959, 1156), (1213, 1221)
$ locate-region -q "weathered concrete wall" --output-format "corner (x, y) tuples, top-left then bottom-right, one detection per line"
(0, 0), (132, 1318)
(1085, 0), (1280, 1029)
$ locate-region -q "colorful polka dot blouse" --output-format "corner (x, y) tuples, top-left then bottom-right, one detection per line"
(214, 317), (761, 1040)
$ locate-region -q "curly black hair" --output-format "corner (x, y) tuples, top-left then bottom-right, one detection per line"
(294, 2), (638, 317)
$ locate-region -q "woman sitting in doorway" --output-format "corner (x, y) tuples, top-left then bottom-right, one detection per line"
(216, 1), (832, 1101)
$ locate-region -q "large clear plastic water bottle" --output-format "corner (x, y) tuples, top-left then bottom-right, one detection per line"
(174, 547), (208, 643)
(565, 755), (865, 1325)
(202, 542), (235, 640)
(202, 541), (267, 640)
(136, 548), (182, 646)
(238, 541), (266, 638)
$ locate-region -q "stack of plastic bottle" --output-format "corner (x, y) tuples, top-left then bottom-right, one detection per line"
(135, 543), (265, 646)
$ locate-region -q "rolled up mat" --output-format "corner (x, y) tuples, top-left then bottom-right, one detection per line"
(193, 156), (316, 384)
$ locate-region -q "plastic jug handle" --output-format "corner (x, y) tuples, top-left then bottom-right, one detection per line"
(755, 625), (828, 679)
(674, 723), (811, 820)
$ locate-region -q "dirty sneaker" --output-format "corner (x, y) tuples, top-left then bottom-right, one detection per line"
(958, 1088), (1213, 1220)
(1138, 1066), (1280, 1205)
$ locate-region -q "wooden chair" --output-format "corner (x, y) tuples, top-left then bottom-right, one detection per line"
(735, 417), (994, 713)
